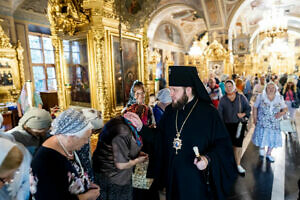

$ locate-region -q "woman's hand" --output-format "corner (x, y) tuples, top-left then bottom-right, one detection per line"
(115, 152), (148, 170)
(124, 112), (143, 131)
(275, 112), (285, 119)
(78, 184), (100, 200)
(135, 152), (148, 164)
(18, 111), (22, 118)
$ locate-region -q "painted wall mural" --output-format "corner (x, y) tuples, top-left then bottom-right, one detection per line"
(155, 23), (183, 45)
(204, 0), (222, 27)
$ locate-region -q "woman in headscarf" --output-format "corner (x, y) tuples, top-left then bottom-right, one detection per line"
(152, 88), (172, 124)
(127, 80), (145, 107)
(0, 135), (31, 200)
(125, 104), (159, 200)
(124, 80), (155, 125)
(252, 82), (288, 162)
(17, 82), (43, 117)
(5, 107), (52, 155)
(92, 111), (148, 200)
(30, 108), (100, 200)
(218, 80), (251, 175)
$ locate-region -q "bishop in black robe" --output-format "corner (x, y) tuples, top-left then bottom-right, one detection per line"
(147, 66), (237, 200)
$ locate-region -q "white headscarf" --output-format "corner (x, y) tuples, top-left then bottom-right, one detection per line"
(225, 80), (236, 93)
(81, 108), (104, 130)
(0, 138), (16, 167)
(259, 81), (284, 112)
(157, 88), (172, 104)
(261, 81), (281, 102)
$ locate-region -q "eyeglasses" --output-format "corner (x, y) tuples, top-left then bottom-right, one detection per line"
(0, 169), (20, 185)
(135, 92), (145, 96)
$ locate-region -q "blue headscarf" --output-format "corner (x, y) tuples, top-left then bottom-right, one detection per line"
(127, 80), (143, 107)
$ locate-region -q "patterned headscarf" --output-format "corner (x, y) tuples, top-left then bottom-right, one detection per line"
(50, 108), (93, 137)
(124, 118), (143, 147)
(126, 104), (151, 126)
(127, 80), (143, 107)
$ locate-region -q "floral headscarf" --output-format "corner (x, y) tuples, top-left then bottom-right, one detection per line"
(126, 104), (152, 126)
(127, 80), (143, 107)
(50, 108), (93, 137)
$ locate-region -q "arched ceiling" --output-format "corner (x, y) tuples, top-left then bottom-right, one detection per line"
(148, 4), (207, 51)
(0, 0), (48, 24)
(228, 0), (300, 51)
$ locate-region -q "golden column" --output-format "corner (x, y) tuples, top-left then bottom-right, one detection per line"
(51, 36), (68, 110)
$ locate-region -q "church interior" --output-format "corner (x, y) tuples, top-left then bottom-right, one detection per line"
(0, 0), (299, 199)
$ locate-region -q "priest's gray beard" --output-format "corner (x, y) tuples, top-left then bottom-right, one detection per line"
(172, 90), (188, 110)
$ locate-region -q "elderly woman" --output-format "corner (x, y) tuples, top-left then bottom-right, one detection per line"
(30, 109), (100, 200)
(0, 135), (31, 200)
(127, 80), (146, 107)
(152, 88), (172, 124)
(92, 111), (147, 200)
(218, 80), (251, 175)
(252, 82), (288, 162)
(5, 107), (52, 155)
(124, 80), (155, 125)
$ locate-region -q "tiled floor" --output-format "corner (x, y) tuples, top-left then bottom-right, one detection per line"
(160, 110), (300, 200)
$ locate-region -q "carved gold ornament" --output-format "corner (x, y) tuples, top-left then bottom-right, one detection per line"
(0, 21), (25, 102)
(0, 20), (12, 49)
(204, 40), (228, 60)
(47, 0), (90, 36)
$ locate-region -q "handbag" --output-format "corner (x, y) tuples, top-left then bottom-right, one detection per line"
(287, 91), (299, 108)
(236, 95), (247, 138)
(280, 118), (296, 133)
(132, 160), (154, 189)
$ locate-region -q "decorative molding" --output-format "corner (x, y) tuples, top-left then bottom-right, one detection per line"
(91, 26), (112, 120)
(16, 40), (25, 86)
(0, 22), (25, 102)
(204, 40), (228, 60)
(47, 0), (90, 36)
(20, 0), (48, 14)
(0, 20), (12, 49)
(113, 0), (160, 31)
(51, 35), (66, 109)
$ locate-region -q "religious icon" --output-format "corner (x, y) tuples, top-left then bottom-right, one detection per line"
(233, 36), (250, 55)
(125, 0), (142, 15)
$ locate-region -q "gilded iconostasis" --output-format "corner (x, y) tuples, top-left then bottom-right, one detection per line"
(0, 0), (299, 119)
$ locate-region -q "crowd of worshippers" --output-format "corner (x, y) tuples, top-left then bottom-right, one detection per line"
(0, 66), (300, 200)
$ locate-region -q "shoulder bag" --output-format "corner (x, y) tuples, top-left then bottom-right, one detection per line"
(236, 95), (244, 138)
(288, 91), (299, 108)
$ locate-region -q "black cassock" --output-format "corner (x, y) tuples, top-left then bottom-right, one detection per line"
(153, 97), (237, 200)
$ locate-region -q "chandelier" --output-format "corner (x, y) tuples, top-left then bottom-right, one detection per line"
(259, 7), (288, 40)
(189, 40), (202, 57)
